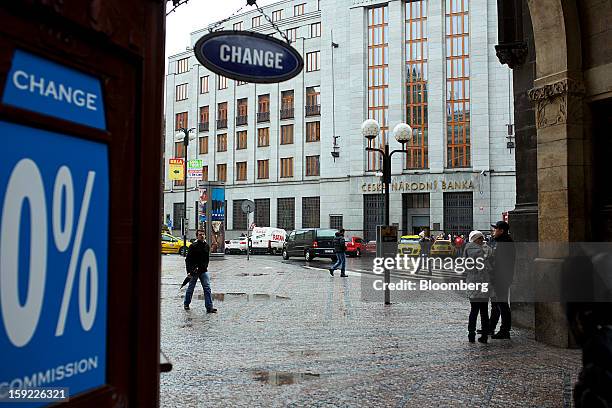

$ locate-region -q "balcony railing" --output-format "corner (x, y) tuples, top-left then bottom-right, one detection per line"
(280, 107), (294, 119)
(236, 115), (248, 126)
(305, 104), (321, 116)
(198, 122), (209, 132)
(217, 119), (227, 129)
(257, 111), (270, 123)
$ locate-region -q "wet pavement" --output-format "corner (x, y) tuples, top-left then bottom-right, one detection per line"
(160, 254), (581, 407)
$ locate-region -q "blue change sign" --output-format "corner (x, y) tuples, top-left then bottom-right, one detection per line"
(194, 31), (304, 83)
(2, 50), (106, 130)
(0, 121), (109, 407)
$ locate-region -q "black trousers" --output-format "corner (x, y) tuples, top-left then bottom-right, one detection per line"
(468, 301), (489, 334)
(490, 301), (512, 333)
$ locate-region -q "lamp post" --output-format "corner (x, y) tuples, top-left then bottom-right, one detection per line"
(362, 120), (413, 225)
(177, 127), (195, 256)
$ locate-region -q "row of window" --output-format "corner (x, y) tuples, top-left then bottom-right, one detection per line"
(173, 156), (320, 187)
(230, 196), (321, 231)
(231, 1), (321, 32)
(175, 87), (321, 128)
(175, 50), (320, 78)
(177, 122), (320, 157)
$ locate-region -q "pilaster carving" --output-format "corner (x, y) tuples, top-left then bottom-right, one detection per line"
(495, 42), (528, 69)
(528, 78), (585, 129)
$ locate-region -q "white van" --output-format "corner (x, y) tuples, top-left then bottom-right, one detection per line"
(249, 227), (286, 255)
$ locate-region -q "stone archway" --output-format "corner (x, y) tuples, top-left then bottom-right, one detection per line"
(525, 0), (589, 347)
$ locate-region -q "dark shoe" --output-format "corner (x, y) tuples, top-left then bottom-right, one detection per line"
(468, 332), (476, 343)
(491, 331), (510, 339)
(477, 329), (495, 335)
(478, 335), (488, 344)
(183, 304), (190, 310)
(329, 268), (334, 276)
(340, 273), (347, 277)
(206, 308), (218, 313)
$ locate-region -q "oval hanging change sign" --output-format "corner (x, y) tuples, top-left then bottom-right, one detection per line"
(194, 31), (304, 84)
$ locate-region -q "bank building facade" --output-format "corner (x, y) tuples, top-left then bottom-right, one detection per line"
(163, 0), (516, 241)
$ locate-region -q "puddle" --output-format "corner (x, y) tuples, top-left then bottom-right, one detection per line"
(235, 273), (269, 277)
(252, 370), (321, 386)
(287, 350), (319, 357)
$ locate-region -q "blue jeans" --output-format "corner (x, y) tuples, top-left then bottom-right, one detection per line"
(184, 271), (213, 310)
(331, 252), (346, 273)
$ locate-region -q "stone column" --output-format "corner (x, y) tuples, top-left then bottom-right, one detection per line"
(528, 76), (588, 347)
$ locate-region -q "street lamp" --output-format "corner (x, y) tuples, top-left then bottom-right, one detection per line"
(362, 120), (413, 226)
(177, 126), (195, 256)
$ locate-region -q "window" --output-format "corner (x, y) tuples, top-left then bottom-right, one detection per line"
(200, 76), (209, 93)
(236, 162), (247, 181)
(257, 127), (270, 147)
(217, 102), (228, 129)
(257, 160), (269, 179)
(277, 198), (295, 230)
(294, 3), (305, 16)
(302, 197), (320, 228)
(233, 200), (248, 230)
(305, 155), (320, 176)
(286, 28), (297, 43)
(175, 112), (188, 130)
(306, 51), (320, 72)
(281, 90), (294, 119)
(217, 133), (227, 152)
(310, 22), (321, 38)
(218, 75), (228, 90)
(173, 203), (185, 229)
(237, 80), (248, 86)
(175, 83), (188, 101)
(257, 94), (270, 122)
(174, 141), (185, 158)
(236, 98), (248, 125)
(177, 57), (189, 74)
(405, 0), (429, 169)
(306, 121), (320, 142)
(367, 5), (389, 171)
(233, 21), (243, 30)
(445, 0), (470, 168)
(217, 164), (227, 182)
(306, 86), (320, 116)
(280, 157), (293, 178)
(199, 106), (209, 131)
(236, 130), (247, 150)
(252, 16), (261, 27)
(280, 125), (294, 145)
(255, 199), (270, 227)
(272, 10), (282, 21)
(202, 165), (208, 181)
(199, 136), (208, 154)
(330, 215), (343, 230)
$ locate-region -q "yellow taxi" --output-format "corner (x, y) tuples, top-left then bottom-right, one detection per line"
(161, 233), (191, 255)
(397, 235), (421, 256)
(430, 239), (456, 257)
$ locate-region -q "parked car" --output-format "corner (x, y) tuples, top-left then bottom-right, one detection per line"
(397, 235), (421, 256)
(345, 236), (365, 257)
(225, 237), (248, 254)
(364, 240), (377, 256)
(161, 233), (191, 255)
(430, 239), (456, 257)
(250, 227), (286, 255)
(282, 228), (337, 261)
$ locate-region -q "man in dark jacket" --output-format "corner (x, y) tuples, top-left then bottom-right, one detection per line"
(329, 229), (347, 277)
(489, 221), (515, 338)
(184, 229), (217, 312)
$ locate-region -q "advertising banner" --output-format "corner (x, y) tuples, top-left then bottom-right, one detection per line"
(187, 159), (203, 179)
(168, 158), (184, 180)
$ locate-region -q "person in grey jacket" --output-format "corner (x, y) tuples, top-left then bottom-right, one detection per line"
(464, 230), (491, 343)
(329, 229), (347, 277)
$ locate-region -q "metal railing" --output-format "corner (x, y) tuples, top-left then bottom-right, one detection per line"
(235, 115), (248, 126)
(305, 104), (321, 116)
(280, 108), (294, 119)
(198, 122), (209, 132)
(216, 119), (227, 129)
(257, 111), (270, 122)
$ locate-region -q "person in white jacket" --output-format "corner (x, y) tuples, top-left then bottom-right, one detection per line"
(464, 230), (491, 343)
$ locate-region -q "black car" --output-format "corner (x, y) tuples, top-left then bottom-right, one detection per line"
(282, 228), (337, 261)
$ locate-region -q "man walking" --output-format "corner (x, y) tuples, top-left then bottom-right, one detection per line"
(184, 229), (217, 313)
(329, 229), (347, 277)
(489, 221), (515, 339)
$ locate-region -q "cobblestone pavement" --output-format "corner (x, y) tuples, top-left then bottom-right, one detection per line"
(160, 254), (581, 408)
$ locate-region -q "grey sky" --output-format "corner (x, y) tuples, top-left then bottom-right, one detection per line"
(165, 0), (278, 62)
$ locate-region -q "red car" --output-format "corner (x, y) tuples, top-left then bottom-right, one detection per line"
(345, 236), (365, 257)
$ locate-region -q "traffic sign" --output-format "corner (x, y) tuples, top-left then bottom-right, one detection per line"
(194, 31), (304, 84)
(241, 199), (255, 214)
(0, 121), (109, 398)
